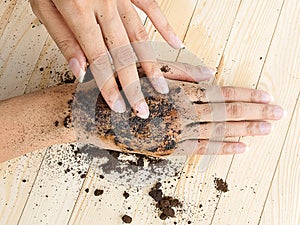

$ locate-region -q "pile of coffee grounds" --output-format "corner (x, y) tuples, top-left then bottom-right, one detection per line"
(94, 79), (182, 156)
(121, 215), (132, 224)
(214, 178), (229, 192)
(149, 182), (182, 220)
(73, 78), (183, 157)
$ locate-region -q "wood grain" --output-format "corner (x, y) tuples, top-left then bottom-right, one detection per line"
(0, 1), (48, 100)
(211, 0), (300, 224)
(259, 96), (300, 225)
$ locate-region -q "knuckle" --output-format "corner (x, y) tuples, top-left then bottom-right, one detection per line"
(55, 39), (74, 56)
(146, 0), (160, 10)
(222, 87), (236, 100)
(246, 122), (255, 135)
(227, 102), (243, 118)
(134, 27), (149, 41)
(250, 89), (262, 102)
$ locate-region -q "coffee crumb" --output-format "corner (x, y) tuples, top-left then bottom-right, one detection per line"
(122, 215), (132, 224)
(54, 121), (59, 127)
(214, 178), (228, 192)
(22, 179), (26, 183)
(80, 174), (86, 179)
(149, 182), (182, 220)
(57, 162), (62, 166)
(85, 188), (89, 193)
(160, 65), (171, 73)
(94, 189), (104, 196)
(123, 191), (130, 199)
(63, 115), (72, 128)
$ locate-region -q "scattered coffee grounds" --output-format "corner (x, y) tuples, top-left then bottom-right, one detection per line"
(123, 191), (129, 199)
(149, 182), (182, 220)
(214, 178), (228, 192)
(121, 215), (132, 224)
(92, 78), (182, 156)
(160, 65), (171, 73)
(94, 189), (104, 196)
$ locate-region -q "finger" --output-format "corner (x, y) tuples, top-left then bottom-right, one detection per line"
(117, 1), (169, 94)
(180, 121), (273, 140)
(96, 4), (149, 118)
(55, 2), (126, 113)
(131, 0), (184, 49)
(30, 0), (86, 81)
(195, 103), (285, 121)
(158, 61), (216, 82)
(180, 83), (273, 103)
(175, 140), (247, 155)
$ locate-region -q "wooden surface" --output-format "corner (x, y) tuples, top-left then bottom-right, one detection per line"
(0, 0), (299, 224)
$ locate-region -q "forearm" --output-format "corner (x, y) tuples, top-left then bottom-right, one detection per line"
(0, 84), (77, 162)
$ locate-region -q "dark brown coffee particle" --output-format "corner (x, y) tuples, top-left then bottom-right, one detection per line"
(94, 189), (104, 196)
(123, 191), (130, 199)
(122, 215), (132, 224)
(214, 177), (229, 192)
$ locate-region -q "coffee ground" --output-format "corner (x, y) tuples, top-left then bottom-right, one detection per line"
(94, 189), (104, 196)
(149, 182), (182, 220)
(214, 178), (229, 192)
(121, 215), (132, 224)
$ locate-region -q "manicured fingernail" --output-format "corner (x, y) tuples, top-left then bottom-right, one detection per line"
(170, 34), (185, 49)
(112, 99), (126, 113)
(136, 101), (149, 119)
(156, 77), (169, 94)
(234, 143), (246, 153)
(274, 106), (284, 119)
(69, 58), (85, 83)
(259, 122), (272, 134)
(261, 93), (272, 103)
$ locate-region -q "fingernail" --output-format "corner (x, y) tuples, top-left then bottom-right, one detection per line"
(234, 143), (246, 153)
(156, 77), (169, 94)
(136, 101), (149, 119)
(69, 58), (85, 83)
(170, 35), (185, 49)
(259, 122), (272, 134)
(112, 99), (126, 113)
(273, 106), (284, 119)
(261, 93), (272, 103)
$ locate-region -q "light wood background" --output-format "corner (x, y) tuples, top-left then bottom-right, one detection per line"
(0, 0), (299, 224)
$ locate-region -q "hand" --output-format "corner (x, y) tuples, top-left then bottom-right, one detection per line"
(73, 62), (285, 156)
(29, 0), (203, 118)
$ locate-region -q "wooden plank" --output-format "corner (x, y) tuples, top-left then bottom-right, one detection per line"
(211, 0), (300, 224)
(259, 96), (300, 225)
(145, 0), (199, 61)
(17, 144), (90, 225)
(175, 0), (286, 224)
(0, 1), (49, 224)
(0, 0), (48, 100)
(0, 0), (17, 37)
(24, 36), (69, 94)
(0, 150), (46, 225)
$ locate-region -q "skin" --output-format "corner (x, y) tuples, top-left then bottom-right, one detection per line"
(0, 63), (284, 163)
(28, 0), (203, 119)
